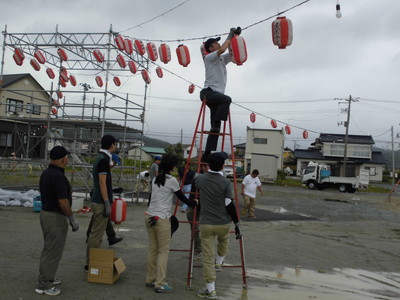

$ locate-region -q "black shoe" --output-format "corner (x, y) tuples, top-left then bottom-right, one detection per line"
(84, 265), (88, 272)
(108, 237), (123, 246)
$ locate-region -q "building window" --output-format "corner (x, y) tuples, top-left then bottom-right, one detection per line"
(352, 145), (370, 158)
(0, 132), (12, 147)
(364, 167), (376, 176)
(330, 144), (344, 156)
(253, 138), (268, 144)
(26, 103), (41, 115)
(6, 99), (23, 114)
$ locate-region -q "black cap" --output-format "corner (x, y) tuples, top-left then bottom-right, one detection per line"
(204, 37), (221, 52)
(208, 152), (228, 171)
(101, 135), (116, 149)
(50, 146), (70, 160)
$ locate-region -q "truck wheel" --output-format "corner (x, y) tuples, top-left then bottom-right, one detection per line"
(338, 184), (347, 193)
(348, 187), (356, 193)
(307, 182), (316, 190)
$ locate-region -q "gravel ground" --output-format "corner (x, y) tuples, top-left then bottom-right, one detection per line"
(1, 185), (400, 300)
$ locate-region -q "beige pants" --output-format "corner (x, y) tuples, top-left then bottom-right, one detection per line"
(200, 223), (230, 283)
(86, 203), (109, 264)
(145, 215), (171, 288)
(241, 195), (256, 217)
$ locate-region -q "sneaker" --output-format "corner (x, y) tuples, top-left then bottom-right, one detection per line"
(108, 237), (123, 246)
(35, 287), (61, 296)
(155, 284), (173, 293)
(197, 287), (218, 299)
(215, 261), (224, 272)
(52, 277), (62, 285)
(145, 282), (155, 288)
(249, 215), (256, 219)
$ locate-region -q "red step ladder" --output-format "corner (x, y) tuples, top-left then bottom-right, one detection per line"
(171, 100), (247, 288)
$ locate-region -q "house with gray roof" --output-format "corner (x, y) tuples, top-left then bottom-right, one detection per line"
(295, 133), (386, 181)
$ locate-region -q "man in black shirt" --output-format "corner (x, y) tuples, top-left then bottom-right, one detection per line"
(35, 146), (79, 296)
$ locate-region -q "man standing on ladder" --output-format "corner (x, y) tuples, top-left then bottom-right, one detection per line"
(200, 26), (241, 158)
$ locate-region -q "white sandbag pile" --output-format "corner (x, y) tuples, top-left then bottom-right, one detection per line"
(0, 189), (40, 207)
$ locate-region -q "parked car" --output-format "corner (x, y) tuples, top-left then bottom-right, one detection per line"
(223, 166), (234, 178)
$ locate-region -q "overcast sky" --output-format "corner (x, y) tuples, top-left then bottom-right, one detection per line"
(1, 0), (400, 150)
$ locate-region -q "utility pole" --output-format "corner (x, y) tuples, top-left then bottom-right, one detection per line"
(391, 125), (395, 185)
(335, 95), (359, 177)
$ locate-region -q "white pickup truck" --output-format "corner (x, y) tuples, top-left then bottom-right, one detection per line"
(301, 161), (369, 193)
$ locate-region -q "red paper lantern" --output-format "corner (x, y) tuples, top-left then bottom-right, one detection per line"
(113, 76), (121, 87)
(158, 43), (171, 64)
(60, 66), (68, 76)
(34, 49), (46, 64)
(176, 44), (190, 67)
(134, 39), (146, 55)
(14, 48), (25, 63)
(57, 48), (68, 61)
(156, 67), (163, 78)
(128, 60), (137, 74)
(30, 58), (41, 71)
(95, 76), (103, 87)
(60, 72), (69, 82)
(229, 35), (247, 65)
(250, 112), (256, 123)
(69, 75), (77, 86)
(124, 39), (133, 54)
(272, 16), (293, 49)
(188, 84), (195, 94)
(111, 198), (126, 224)
(270, 119), (277, 128)
(51, 107), (58, 115)
(46, 68), (55, 79)
(56, 90), (63, 99)
(285, 124), (291, 135)
(116, 54), (127, 68)
(52, 99), (60, 107)
(60, 79), (67, 88)
(13, 53), (24, 66)
(141, 70), (151, 84)
(146, 42), (158, 61)
(93, 50), (104, 63)
(114, 35), (125, 51)
(303, 130), (309, 139)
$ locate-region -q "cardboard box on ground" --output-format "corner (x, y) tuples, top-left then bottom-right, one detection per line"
(87, 248), (126, 284)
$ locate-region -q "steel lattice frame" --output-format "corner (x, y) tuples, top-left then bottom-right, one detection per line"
(0, 25), (153, 197)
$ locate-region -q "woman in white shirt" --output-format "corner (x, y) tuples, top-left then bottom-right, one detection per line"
(144, 154), (197, 293)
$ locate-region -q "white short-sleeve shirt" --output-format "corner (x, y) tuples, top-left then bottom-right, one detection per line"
(242, 174), (261, 198)
(146, 174), (180, 219)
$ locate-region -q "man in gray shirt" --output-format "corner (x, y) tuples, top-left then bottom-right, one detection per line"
(195, 152), (241, 299)
(200, 27), (241, 158)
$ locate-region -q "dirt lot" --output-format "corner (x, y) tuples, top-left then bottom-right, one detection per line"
(1, 185), (400, 300)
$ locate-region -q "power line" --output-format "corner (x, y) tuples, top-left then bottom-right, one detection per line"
(120, 1), (191, 33)
(129, 0), (311, 42)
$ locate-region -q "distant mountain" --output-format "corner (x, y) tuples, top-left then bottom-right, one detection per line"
(374, 147), (400, 169)
(143, 136), (170, 148)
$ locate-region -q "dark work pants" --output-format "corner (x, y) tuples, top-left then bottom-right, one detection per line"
(37, 210), (68, 290)
(200, 88), (232, 151)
